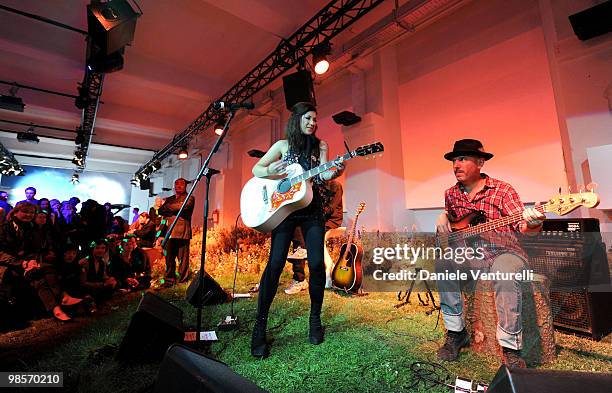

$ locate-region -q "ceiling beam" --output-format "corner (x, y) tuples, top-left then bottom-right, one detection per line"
(134, 0), (386, 178)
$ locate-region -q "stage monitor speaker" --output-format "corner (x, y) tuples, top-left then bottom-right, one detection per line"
(117, 292), (184, 362)
(523, 218), (612, 340)
(488, 365), (612, 393)
(87, 0), (139, 55)
(568, 1), (612, 41)
(185, 271), (229, 307)
(153, 344), (267, 393)
(282, 70), (316, 110)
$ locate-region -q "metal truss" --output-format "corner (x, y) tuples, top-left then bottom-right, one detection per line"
(0, 142), (24, 176)
(135, 0), (385, 177)
(74, 71), (104, 172)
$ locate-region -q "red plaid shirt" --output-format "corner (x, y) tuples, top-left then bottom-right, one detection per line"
(445, 174), (526, 260)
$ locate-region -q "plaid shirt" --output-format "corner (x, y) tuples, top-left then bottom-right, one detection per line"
(444, 174), (526, 260)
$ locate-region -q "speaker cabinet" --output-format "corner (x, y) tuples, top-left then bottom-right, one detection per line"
(282, 70), (316, 110)
(153, 344), (267, 393)
(87, 0), (138, 55)
(522, 218), (612, 340)
(568, 1), (612, 41)
(185, 271), (229, 307)
(117, 292), (184, 361)
(488, 365), (612, 393)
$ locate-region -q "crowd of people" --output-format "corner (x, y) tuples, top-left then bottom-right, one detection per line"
(0, 187), (161, 326)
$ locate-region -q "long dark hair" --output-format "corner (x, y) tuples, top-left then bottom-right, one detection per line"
(285, 102), (320, 158)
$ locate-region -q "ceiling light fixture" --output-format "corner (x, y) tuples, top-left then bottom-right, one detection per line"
(312, 41), (332, 75)
(177, 149), (188, 160)
(214, 119), (225, 136)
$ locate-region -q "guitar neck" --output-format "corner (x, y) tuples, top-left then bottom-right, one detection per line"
(290, 152), (352, 185)
(346, 214), (360, 245)
(453, 204), (546, 238)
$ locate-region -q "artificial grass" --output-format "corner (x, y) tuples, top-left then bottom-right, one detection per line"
(19, 271), (612, 393)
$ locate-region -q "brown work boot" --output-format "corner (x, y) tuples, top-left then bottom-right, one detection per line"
(437, 328), (470, 361)
(502, 347), (526, 368)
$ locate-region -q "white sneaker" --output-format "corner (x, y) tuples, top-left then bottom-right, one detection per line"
(287, 247), (307, 259)
(284, 279), (308, 294)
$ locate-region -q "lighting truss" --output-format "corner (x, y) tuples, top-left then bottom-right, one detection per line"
(0, 142), (25, 175)
(135, 0), (385, 177)
(74, 70), (104, 172)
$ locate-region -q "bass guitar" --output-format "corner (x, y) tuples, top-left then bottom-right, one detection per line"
(441, 190), (600, 245)
(331, 202), (366, 292)
(240, 142), (383, 233)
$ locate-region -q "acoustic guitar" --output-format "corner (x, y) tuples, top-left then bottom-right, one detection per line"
(240, 143), (383, 233)
(331, 202), (366, 292)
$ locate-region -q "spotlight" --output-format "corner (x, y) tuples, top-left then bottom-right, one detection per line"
(177, 149), (188, 160)
(75, 86), (90, 109)
(312, 41), (332, 75)
(214, 120), (224, 136)
(151, 160), (162, 171)
(17, 129), (40, 144)
(0, 84), (25, 112)
(71, 173), (80, 184)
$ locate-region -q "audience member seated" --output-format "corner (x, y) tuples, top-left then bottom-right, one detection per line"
(109, 236), (151, 291)
(111, 216), (128, 237)
(0, 202), (81, 322)
(128, 212), (156, 248)
(58, 201), (84, 248)
(79, 239), (117, 302)
(0, 191), (12, 223)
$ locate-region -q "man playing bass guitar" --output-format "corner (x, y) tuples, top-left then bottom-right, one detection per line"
(435, 139), (545, 368)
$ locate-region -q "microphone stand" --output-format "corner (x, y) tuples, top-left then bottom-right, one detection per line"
(218, 213), (242, 331)
(161, 109), (236, 346)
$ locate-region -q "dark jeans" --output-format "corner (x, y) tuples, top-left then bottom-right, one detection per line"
(257, 214), (325, 320)
(165, 238), (191, 282)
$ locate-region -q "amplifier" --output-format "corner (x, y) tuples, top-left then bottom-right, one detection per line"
(522, 218), (611, 340)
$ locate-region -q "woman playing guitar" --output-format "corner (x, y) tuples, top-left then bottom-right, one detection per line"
(250, 102), (344, 358)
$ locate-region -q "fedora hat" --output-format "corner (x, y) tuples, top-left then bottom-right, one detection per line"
(444, 139), (493, 161)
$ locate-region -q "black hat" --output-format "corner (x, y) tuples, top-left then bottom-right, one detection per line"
(444, 139), (493, 161)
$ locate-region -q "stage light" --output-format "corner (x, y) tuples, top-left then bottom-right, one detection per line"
(0, 84), (25, 112)
(151, 160), (162, 171)
(214, 120), (224, 136)
(177, 149), (188, 160)
(312, 41), (331, 75)
(75, 86), (90, 109)
(17, 126), (40, 144)
(71, 173), (80, 184)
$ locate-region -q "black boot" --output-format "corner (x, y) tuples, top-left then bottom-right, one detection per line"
(251, 317), (269, 358)
(309, 314), (324, 345)
(437, 328), (470, 361)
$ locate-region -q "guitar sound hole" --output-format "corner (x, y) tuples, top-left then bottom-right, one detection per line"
(277, 179), (291, 193)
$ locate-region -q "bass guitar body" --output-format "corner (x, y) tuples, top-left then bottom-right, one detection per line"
(331, 242), (363, 292)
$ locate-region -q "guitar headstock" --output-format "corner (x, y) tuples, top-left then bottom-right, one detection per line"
(354, 142), (384, 158)
(544, 192), (600, 216)
(355, 201), (366, 216)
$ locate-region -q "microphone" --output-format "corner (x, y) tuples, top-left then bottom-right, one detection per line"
(212, 101), (255, 111)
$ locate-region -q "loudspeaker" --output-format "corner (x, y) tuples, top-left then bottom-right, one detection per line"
(153, 344), (267, 393)
(87, 0), (139, 55)
(568, 1), (612, 41)
(282, 70), (316, 110)
(488, 365), (612, 393)
(139, 177), (151, 190)
(185, 271), (229, 307)
(117, 292), (184, 361)
(523, 218), (612, 340)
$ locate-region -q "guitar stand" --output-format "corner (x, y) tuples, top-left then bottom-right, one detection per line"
(395, 268), (439, 314)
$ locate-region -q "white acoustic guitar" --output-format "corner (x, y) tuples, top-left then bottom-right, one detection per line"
(240, 142), (384, 232)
